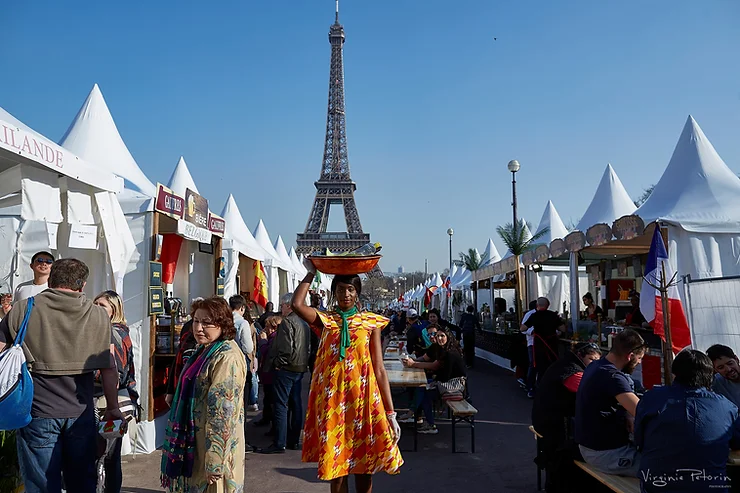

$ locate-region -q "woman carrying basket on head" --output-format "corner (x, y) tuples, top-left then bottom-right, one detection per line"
(292, 258), (403, 493)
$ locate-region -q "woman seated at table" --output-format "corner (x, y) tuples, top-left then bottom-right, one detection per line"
(399, 329), (466, 435)
(581, 292), (603, 322)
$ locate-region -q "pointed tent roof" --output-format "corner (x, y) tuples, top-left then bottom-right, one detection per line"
(433, 273), (443, 288)
(481, 238), (502, 266)
(534, 201), (569, 244)
(220, 195), (268, 261)
(274, 236), (297, 274)
(289, 247), (307, 276)
(167, 156), (198, 197)
(576, 164), (636, 232)
(636, 116), (740, 233)
(448, 264), (458, 283)
(59, 84), (157, 197)
(253, 220), (290, 271)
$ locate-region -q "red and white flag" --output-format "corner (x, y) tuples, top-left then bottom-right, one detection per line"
(639, 227), (691, 353)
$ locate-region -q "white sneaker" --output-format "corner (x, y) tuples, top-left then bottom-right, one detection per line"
(398, 412), (416, 423)
(418, 424), (438, 434)
(247, 404), (259, 412)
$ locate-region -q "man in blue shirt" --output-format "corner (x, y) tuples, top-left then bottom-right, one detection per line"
(635, 349), (740, 492)
(707, 344), (740, 408)
(575, 329), (645, 477)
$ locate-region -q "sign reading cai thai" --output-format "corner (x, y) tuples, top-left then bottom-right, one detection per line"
(208, 212), (226, 237)
(184, 188), (209, 229)
(0, 122), (64, 169)
(155, 184), (184, 219)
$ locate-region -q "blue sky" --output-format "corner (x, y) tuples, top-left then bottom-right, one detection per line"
(3, 0), (739, 276)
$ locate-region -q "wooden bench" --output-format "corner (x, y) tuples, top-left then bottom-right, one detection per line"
(574, 460), (640, 493)
(528, 426), (545, 491)
(445, 399), (477, 453)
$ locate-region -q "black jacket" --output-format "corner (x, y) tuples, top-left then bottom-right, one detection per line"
(268, 311), (310, 373)
(531, 350), (585, 434)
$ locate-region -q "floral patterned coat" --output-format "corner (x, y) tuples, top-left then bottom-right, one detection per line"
(187, 339), (246, 493)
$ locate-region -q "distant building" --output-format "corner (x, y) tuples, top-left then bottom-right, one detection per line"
(398, 266), (405, 274)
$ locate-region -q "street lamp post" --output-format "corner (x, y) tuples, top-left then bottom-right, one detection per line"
(447, 228), (454, 318)
(507, 160), (520, 228)
(508, 159), (522, 322)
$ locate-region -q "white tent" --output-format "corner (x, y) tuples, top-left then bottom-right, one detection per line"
(527, 201), (582, 312)
(253, 220), (291, 304)
(59, 84), (157, 197)
(289, 247), (307, 277)
(635, 116), (740, 351)
(0, 105), (135, 297)
(167, 156), (198, 197)
(481, 238), (502, 266)
(576, 164), (636, 232)
(274, 236), (298, 291)
(220, 195), (271, 299)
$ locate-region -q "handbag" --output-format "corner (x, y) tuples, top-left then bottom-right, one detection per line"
(437, 376), (466, 396)
(0, 297), (35, 430)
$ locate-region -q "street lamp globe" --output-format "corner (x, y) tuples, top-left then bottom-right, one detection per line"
(507, 159), (520, 173)
(447, 228), (454, 236)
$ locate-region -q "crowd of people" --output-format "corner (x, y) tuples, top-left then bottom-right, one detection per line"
(0, 253), (137, 493)
(524, 292), (740, 493)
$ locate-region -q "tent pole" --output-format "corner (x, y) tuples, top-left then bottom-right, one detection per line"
(661, 260), (674, 385)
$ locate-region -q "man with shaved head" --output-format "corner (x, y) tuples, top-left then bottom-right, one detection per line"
(521, 297), (566, 393)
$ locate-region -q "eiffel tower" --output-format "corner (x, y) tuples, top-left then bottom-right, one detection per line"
(296, 1), (371, 256)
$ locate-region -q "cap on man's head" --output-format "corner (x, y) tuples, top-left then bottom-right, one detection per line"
(407, 308), (418, 318)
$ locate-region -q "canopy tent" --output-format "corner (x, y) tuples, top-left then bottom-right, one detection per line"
(481, 238), (502, 267)
(274, 236), (299, 292)
(526, 201), (583, 313)
(633, 116), (740, 351)
(289, 246), (307, 277)
(253, 219), (290, 304)
(220, 195), (271, 301)
(0, 105), (135, 297)
(575, 164), (636, 233)
(59, 84), (157, 197)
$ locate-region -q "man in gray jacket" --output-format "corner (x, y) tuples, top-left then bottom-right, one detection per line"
(260, 292), (310, 454)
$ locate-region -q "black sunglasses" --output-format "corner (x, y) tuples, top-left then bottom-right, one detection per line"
(35, 258), (54, 265)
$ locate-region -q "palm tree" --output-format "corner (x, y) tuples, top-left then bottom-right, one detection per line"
(496, 220), (549, 322)
(455, 248), (489, 311)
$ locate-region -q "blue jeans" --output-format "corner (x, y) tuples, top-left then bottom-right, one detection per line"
(16, 409), (97, 493)
(273, 369), (304, 449)
(246, 357), (259, 406)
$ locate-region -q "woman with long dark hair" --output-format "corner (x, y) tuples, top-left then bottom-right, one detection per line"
(292, 261), (402, 493)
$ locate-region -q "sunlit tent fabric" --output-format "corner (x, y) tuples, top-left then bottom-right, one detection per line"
(634, 116), (740, 351)
(575, 164), (636, 232)
(481, 238), (502, 267)
(274, 236), (298, 291)
(167, 156), (198, 197)
(0, 105), (134, 296)
(289, 247), (307, 277)
(253, 219), (290, 304)
(59, 84), (157, 197)
(220, 195), (270, 299)
(527, 201), (583, 311)
(57, 85), (164, 454)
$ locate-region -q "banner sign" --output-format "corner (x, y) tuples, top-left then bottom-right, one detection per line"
(155, 183), (184, 219)
(184, 188), (209, 229)
(177, 219), (212, 243)
(0, 120), (64, 169)
(565, 231), (587, 252)
(550, 239), (567, 258)
(586, 223), (612, 247)
(208, 212), (226, 237)
(612, 215), (645, 241)
(535, 244), (551, 263)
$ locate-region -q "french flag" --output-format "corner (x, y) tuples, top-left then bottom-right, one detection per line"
(639, 227), (691, 353)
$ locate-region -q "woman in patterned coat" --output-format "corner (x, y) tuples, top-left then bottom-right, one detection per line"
(292, 260), (403, 493)
(161, 297), (246, 493)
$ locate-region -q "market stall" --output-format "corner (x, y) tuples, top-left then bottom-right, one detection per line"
(253, 219), (293, 304)
(0, 104), (135, 299)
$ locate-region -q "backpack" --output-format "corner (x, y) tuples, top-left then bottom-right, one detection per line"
(0, 297), (35, 430)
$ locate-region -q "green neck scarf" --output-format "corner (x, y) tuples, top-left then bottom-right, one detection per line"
(335, 306), (358, 361)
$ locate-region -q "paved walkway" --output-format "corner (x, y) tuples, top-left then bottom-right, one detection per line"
(121, 358), (538, 493)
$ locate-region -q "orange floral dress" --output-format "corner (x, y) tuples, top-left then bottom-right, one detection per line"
(302, 310), (404, 481)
